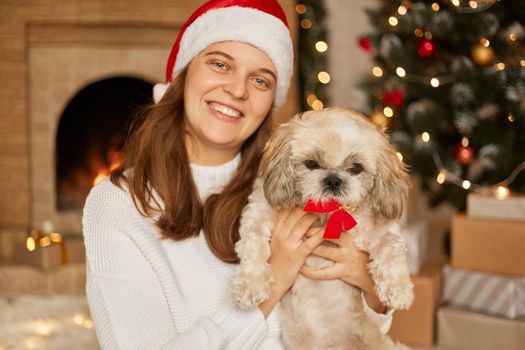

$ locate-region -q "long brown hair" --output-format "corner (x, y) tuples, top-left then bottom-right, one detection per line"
(111, 68), (271, 263)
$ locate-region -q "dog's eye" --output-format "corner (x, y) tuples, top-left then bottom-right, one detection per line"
(304, 159), (320, 170)
(348, 163), (364, 175)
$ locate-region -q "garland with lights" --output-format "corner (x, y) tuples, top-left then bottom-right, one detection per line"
(359, 0), (525, 210)
(296, 1), (330, 111)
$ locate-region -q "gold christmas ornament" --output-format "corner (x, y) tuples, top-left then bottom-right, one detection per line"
(471, 43), (495, 66)
(371, 110), (388, 127)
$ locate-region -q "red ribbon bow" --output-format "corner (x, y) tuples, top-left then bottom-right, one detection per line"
(303, 198), (357, 239)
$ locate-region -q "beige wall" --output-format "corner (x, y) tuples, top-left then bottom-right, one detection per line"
(326, 0), (376, 110)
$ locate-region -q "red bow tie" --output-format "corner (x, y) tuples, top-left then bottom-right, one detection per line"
(303, 198), (357, 239)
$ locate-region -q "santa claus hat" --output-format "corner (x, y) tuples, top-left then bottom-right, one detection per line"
(153, 0), (294, 109)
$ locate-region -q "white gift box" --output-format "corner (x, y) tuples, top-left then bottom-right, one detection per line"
(467, 192), (525, 221)
(400, 221), (428, 275)
(442, 265), (525, 319)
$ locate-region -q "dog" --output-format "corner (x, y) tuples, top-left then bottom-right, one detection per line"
(232, 108), (414, 349)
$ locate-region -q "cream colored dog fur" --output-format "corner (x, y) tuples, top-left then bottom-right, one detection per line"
(232, 108), (414, 349)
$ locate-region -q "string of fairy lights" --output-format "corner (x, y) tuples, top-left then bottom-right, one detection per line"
(296, 2), (331, 111)
(369, 0), (525, 198)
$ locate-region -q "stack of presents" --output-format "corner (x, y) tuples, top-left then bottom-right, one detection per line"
(388, 178), (525, 349)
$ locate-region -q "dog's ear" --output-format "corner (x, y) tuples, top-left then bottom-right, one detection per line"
(369, 137), (411, 220)
(260, 119), (297, 207)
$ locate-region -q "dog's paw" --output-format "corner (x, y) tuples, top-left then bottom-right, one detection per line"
(231, 266), (273, 309)
(378, 278), (414, 310)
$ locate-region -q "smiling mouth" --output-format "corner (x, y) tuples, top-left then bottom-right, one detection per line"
(208, 102), (244, 118)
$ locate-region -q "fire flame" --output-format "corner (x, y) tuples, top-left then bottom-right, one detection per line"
(93, 149), (124, 186)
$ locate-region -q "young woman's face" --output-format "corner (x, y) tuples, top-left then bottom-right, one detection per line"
(183, 41), (276, 161)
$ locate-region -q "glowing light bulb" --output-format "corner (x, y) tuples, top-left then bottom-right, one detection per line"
(462, 180), (471, 190)
(421, 132), (430, 142)
(39, 236), (51, 247)
(437, 171), (446, 184)
(495, 62), (506, 71)
(432, 3), (440, 11)
(318, 71), (331, 84)
(451, 0), (460, 7)
(495, 186), (510, 200)
(396, 152), (403, 161)
(480, 38), (490, 47)
(296, 4), (307, 14)
(469, 1), (478, 9)
(388, 16), (398, 26)
(461, 137), (469, 147)
(372, 66), (383, 77)
(430, 78), (440, 87)
(306, 93), (317, 106)
(383, 107), (394, 117)
(312, 99), (324, 111)
(74, 314), (85, 325)
(26, 237), (36, 251)
(396, 67), (406, 77)
(315, 41), (328, 52)
(398, 5), (408, 15)
(301, 19), (312, 29)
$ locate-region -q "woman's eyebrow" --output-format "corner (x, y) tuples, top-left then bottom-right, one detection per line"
(205, 51), (233, 60)
(258, 68), (277, 81)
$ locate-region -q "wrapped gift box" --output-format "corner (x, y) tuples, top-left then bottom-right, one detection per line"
(467, 192), (525, 221)
(400, 221), (428, 275)
(443, 265), (525, 319)
(389, 263), (442, 346)
(451, 214), (525, 276)
(437, 306), (525, 350)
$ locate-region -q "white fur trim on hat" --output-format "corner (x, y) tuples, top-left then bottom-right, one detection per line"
(153, 83), (169, 103)
(173, 6), (294, 109)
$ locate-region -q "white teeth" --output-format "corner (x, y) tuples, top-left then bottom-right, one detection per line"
(209, 103), (241, 118)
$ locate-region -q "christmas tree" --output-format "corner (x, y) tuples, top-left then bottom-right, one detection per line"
(359, 0), (525, 210)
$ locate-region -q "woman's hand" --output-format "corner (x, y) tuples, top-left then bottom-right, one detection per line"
(258, 208), (324, 317)
(300, 230), (387, 314)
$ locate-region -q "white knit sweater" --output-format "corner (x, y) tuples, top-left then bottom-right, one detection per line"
(83, 154), (392, 349)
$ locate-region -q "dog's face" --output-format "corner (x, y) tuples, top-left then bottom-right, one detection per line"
(260, 108), (410, 220)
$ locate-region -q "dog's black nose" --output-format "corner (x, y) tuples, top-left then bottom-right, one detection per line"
(324, 174), (342, 192)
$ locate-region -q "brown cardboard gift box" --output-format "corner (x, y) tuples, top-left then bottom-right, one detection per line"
(388, 264), (442, 346)
(451, 214), (525, 276)
(437, 306), (525, 350)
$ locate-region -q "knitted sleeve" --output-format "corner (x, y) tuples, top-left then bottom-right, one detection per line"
(360, 291), (394, 335)
(83, 180), (268, 349)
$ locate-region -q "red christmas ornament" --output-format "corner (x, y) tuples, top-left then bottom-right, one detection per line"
(455, 143), (476, 165)
(417, 38), (437, 58)
(382, 88), (405, 109)
(358, 36), (372, 53)
(303, 198), (357, 239)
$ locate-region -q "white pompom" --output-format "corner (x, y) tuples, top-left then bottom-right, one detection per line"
(153, 83), (169, 103)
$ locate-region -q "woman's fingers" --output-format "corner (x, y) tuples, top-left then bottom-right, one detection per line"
(301, 264), (344, 280)
(298, 228), (324, 255)
(310, 244), (344, 262)
(275, 208), (316, 241)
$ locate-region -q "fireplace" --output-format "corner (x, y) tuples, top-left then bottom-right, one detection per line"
(56, 77), (152, 211)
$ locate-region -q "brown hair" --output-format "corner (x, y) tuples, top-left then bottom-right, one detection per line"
(111, 68), (271, 263)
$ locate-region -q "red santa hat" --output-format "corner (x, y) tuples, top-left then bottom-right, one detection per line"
(153, 0), (294, 109)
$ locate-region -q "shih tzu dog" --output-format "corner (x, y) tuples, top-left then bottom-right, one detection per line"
(231, 108), (414, 349)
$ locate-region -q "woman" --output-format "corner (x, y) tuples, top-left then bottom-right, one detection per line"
(83, 0), (393, 348)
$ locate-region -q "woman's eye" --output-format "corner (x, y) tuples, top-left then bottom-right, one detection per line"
(211, 61), (228, 71)
(252, 77), (269, 88)
(304, 159), (320, 170)
(348, 163), (364, 175)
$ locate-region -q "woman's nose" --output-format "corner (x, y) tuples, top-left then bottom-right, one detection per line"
(223, 74), (248, 100)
